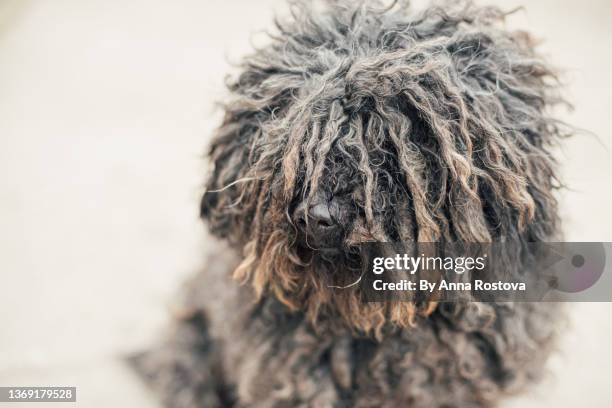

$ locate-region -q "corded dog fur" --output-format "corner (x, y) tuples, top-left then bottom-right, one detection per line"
(133, 1), (569, 406)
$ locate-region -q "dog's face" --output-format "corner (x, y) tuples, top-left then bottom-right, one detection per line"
(200, 1), (564, 333)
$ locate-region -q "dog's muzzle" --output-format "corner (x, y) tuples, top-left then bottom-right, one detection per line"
(294, 197), (343, 250)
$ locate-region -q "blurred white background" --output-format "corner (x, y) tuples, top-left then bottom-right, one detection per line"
(0, 0), (611, 406)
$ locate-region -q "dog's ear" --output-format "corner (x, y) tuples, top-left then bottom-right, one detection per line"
(200, 111), (261, 241)
(428, 28), (565, 242)
(200, 61), (303, 242)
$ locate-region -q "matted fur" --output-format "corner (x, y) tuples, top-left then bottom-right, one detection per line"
(136, 1), (569, 407)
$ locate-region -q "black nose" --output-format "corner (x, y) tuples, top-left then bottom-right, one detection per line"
(294, 200), (340, 246)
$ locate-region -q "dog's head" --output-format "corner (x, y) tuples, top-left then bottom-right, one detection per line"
(200, 0), (566, 333)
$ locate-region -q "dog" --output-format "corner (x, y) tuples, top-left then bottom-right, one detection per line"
(133, 1), (569, 406)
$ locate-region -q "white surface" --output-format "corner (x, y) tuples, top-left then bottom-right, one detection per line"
(0, 1), (611, 406)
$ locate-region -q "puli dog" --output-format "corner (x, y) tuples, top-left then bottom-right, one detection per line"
(133, 1), (570, 407)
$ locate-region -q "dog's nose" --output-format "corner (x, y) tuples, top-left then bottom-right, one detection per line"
(294, 201), (340, 246)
